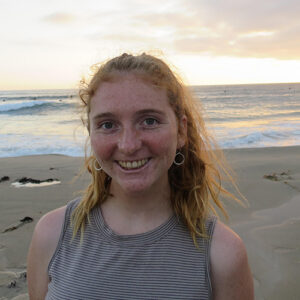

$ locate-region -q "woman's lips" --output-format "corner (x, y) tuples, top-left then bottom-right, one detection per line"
(117, 158), (150, 170)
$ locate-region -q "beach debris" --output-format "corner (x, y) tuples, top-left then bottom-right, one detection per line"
(19, 271), (27, 280)
(20, 216), (33, 223)
(18, 177), (57, 184)
(0, 271), (27, 294)
(2, 217), (33, 233)
(0, 176), (10, 183)
(263, 170), (299, 191)
(11, 177), (61, 188)
(263, 173), (278, 181)
(263, 170), (293, 181)
(8, 280), (16, 288)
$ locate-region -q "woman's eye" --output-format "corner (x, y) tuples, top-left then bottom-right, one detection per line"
(143, 118), (158, 126)
(99, 121), (114, 130)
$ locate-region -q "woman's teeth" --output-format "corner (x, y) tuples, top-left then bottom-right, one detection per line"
(118, 159), (149, 170)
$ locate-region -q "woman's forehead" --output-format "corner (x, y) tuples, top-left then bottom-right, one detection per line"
(93, 74), (166, 102)
(89, 76), (176, 119)
(97, 71), (164, 91)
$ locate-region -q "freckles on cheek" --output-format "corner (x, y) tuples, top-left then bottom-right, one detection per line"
(152, 133), (177, 153)
(91, 136), (114, 160)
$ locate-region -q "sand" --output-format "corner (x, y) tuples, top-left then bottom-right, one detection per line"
(0, 146), (299, 299)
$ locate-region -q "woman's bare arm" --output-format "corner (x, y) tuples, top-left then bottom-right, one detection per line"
(210, 221), (254, 300)
(27, 206), (66, 300)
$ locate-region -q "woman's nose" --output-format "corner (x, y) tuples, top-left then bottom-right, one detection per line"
(118, 127), (142, 154)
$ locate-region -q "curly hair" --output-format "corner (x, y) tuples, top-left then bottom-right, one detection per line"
(72, 52), (241, 246)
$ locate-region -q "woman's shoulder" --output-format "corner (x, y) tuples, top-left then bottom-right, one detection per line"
(27, 205), (68, 298)
(32, 206), (67, 253)
(37, 205), (67, 231)
(210, 221), (254, 299)
(34, 198), (80, 236)
(211, 220), (245, 256)
(32, 198), (81, 250)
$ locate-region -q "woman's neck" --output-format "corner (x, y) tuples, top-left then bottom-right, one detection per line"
(100, 183), (173, 235)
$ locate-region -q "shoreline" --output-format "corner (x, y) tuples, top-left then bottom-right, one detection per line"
(1, 143), (300, 159)
(0, 146), (300, 299)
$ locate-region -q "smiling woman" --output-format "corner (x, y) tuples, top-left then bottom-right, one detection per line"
(27, 53), (254, 300)
(89, 74), (184, 197)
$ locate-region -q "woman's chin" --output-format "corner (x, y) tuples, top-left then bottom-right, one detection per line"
(110, 178), (154, 196)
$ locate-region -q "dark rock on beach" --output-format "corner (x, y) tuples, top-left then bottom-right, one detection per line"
(2, 217), (34, 233)
(0, 176), (10, 182)
(17, 177), (59, 184)
(20, 216), (33, 223)
(8, 280), (17, 288)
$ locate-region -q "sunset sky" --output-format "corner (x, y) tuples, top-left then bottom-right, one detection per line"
(1, 0), (300, 90)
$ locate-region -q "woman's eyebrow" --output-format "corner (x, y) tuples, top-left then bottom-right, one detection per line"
(91, 109), (166, 122)
(92, 112), (114, 121)
(135, 109), (165, 116)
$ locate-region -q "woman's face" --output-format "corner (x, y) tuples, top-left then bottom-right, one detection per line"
(89, 73), (186, 196)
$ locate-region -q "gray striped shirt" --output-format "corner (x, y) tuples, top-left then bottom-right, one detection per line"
(46, 198), (216, 299)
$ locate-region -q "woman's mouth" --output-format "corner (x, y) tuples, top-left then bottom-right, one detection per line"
(117, 158), (150, 170)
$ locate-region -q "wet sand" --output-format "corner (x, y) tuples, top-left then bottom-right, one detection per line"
(0, 146), (299, 299)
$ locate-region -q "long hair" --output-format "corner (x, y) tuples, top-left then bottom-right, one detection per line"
(72, 53), (240, 245)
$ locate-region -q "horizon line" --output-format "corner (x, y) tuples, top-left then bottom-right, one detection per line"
(1, 81), (300, 92)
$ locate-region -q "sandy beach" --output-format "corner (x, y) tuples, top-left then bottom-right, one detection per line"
(0, 146), (299, 300)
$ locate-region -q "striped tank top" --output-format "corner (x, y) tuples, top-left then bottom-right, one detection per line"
(46, 198), (216, 300)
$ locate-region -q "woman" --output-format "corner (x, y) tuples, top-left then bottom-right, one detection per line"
(27, 53), (254, 299)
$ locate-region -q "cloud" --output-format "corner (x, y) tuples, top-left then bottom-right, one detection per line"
(173, 27), (300, 60)
(133, 0), (300, 60)
(38, 0), (300, 60)
(185, 0), (300, 31)
(43, 12), (76, 24)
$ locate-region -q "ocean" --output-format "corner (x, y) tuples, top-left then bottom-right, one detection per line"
(0, 83), (299, 158)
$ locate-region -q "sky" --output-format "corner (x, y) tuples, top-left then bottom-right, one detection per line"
(1, 0), (300, 90)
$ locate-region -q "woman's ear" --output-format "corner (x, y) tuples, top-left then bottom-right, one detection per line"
(177, 115), (187, 148)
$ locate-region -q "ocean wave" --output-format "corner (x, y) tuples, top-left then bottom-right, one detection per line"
(208, 111), (300, 122)
(220, 130), (300, 149)
(0, 94), (76, 101)
(0, 101), (74, 114)
(0, 133), (86, 158)
(0, 145), (85, 158)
